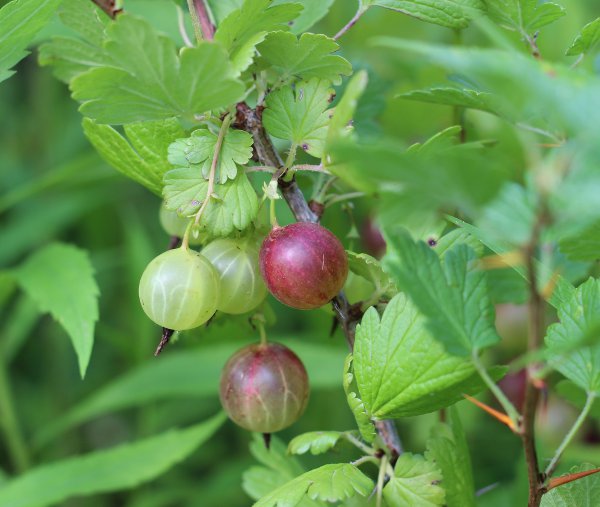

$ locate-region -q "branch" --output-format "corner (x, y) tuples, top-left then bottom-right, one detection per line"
(334, 5), (367, 40)
(90, 0), (122, 18)
(187, 0), (215, 41)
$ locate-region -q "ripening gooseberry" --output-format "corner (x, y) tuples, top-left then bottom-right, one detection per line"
(259, 222), (348, 309)
(219, 342), (309, 433)
(138, 248), (219, 330)
(202, 237), (267, 314)
(159, 203), (201, 245)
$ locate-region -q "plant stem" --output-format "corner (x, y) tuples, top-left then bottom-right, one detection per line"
(186, 0), (215, 42)
(0, 360), (30, 473)
(472, 350), (521, 428)
(545, 391), (595, 478)
(334, 6), (367, 40)
(176, 4), (194, 48)
(345, 432), (376, 456)
(375, 454), (388, 507)
(325, 192), (365, 208)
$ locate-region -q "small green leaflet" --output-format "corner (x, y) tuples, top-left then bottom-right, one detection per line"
(253, 463), (374, 507)
(344, 355), (376, 443)
(83, 118), (185, 196)
(566, 18), (600, 56)
(382, 453), (445, 507)
(384, 231), (500, 356)
(163, 169), (259, 237)
(71, 14), (244, 124)
(214, 0), (302, 74)
(353, 294), (499, 417)
(38, 0), (111, 83)
(168, 127), (253, 184)
(0, 414), (225, 507)
(541, 464), (600, 507)
(365, 0), (484, 29)
(0, 0), (63, 83)
(258, 31), (351, 85)
(288, 432), (346, 456)
(426, 408), (475, 507)
(346, 251), (396, 300)
(545, 278), (600, 395)
(264, 78), (333, 158)
(485, 0), (565, 33)
(14, 244), (98, 379)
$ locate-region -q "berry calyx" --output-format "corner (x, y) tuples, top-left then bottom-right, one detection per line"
(259, 222), (348, 309)
(219, 342), (309, 433)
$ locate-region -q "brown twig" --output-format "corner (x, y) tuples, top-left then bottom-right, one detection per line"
(192, 0), (215, 41)
(234, 101), (403, 463)
(154, 328), (175, 356)
(90, 0), (122, 18)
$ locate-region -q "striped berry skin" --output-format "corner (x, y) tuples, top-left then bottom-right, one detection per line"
(259, 222), (348, 310)
(138, 248), (219, 330)
(202, 237), (267, 315)
(219, 342), (309, 433)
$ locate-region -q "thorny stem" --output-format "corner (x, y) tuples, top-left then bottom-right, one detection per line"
(334, 5), (367, 40)
(544, 391), (596, 478)
(194, 114), (233, 227)
(234, 101), (403, 463)
(187, 0), (215, 42)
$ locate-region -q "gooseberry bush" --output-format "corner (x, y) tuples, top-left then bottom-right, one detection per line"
(1, 0), (600, 506)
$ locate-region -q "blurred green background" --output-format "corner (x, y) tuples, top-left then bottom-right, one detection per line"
(1, 0), (599, 505)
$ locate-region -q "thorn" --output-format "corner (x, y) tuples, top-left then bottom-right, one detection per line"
(262, 433), (272, 449)
(546, 467), (600, 492)
(463, 394), (518, 432)
(154, 328), (175, 356)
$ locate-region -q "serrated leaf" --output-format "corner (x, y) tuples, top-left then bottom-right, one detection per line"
(0, 413), (225, 507)
(82, 118), (184, 195)
(167, 127), (253, 184)
(434, 229), (484, 259)
(14, 244), (98, 378)
(426, 408), (475, 507)
(274, 0), (335, 34)
(541, 464), (600, 507)
(253, 463), (374, 507)
(263, 78), (332, 157)
(214, 0), (303, 74)
(399, 87), (506, 118)
(485, 0), (565, 33)
(383, 453), (445, 507)
(545, 278), (600, 395)
(71, 14), (244, 124)
(559, 220), (600, 262)
(163, 170), (259, 237)
(354, 294), (501, 417)
(258, 31), (351, 85)
(384, 231), (500, 356)
(288, 432), (345, 456)
(566, 18), (600, 56)
(343, 355), (376, 442)
(346, 251), (396, 299)
(38, 0), (111, 83)
(367, 0), (484, 29)
(0, 0), (63, 83)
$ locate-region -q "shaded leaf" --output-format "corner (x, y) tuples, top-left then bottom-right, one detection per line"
(566, 17), (600, 56)
(343, 355), (376, 442)
(346, 251), (396, 299)
(542, 464), (600, 506)
(288, 432), (346, 456)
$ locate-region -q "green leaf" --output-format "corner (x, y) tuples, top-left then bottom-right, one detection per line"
(566, 18), (600, 56)
(353, 294), (500, 417)
(163, 169), (258, 237)
(343, 354), (376, 442)
(0, 0), (63, 83)
(426, 408), (475, 507)
(263, 78), (332, 157)
(384, 231), (500, 356)
(346, 251), (396, 299)
(541, 464), (600, 507)
(253, 463), (374, 507)
(214, 0), (303, 74)
(258, 31), (351, 85)
(558, 220), (600, 262)
(71, 14), (244, 124)
(545, 278), (600, 395)
(288, 432), (346, 456)
(382, 453), (445, 507)
(274, 0), (335, 34)
(168, 127), (253, 184)
(34, 339), (345, 446)
(434, 229), (484, 259)
(38, 0), (111, 83)
(367, 0), (484, 29)
(485, 0), (565, 33)
(82, 118), (185, 195)
(14, 244), (99, 378)
(0, 414), (225, 507)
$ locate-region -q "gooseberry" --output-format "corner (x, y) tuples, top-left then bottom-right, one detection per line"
(259, 222), (348, 309)
(219, 342), (309, 433)
(139, 248), (219, 330)
(202, 237), (267, 314)
(159, 203), (201, 245)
